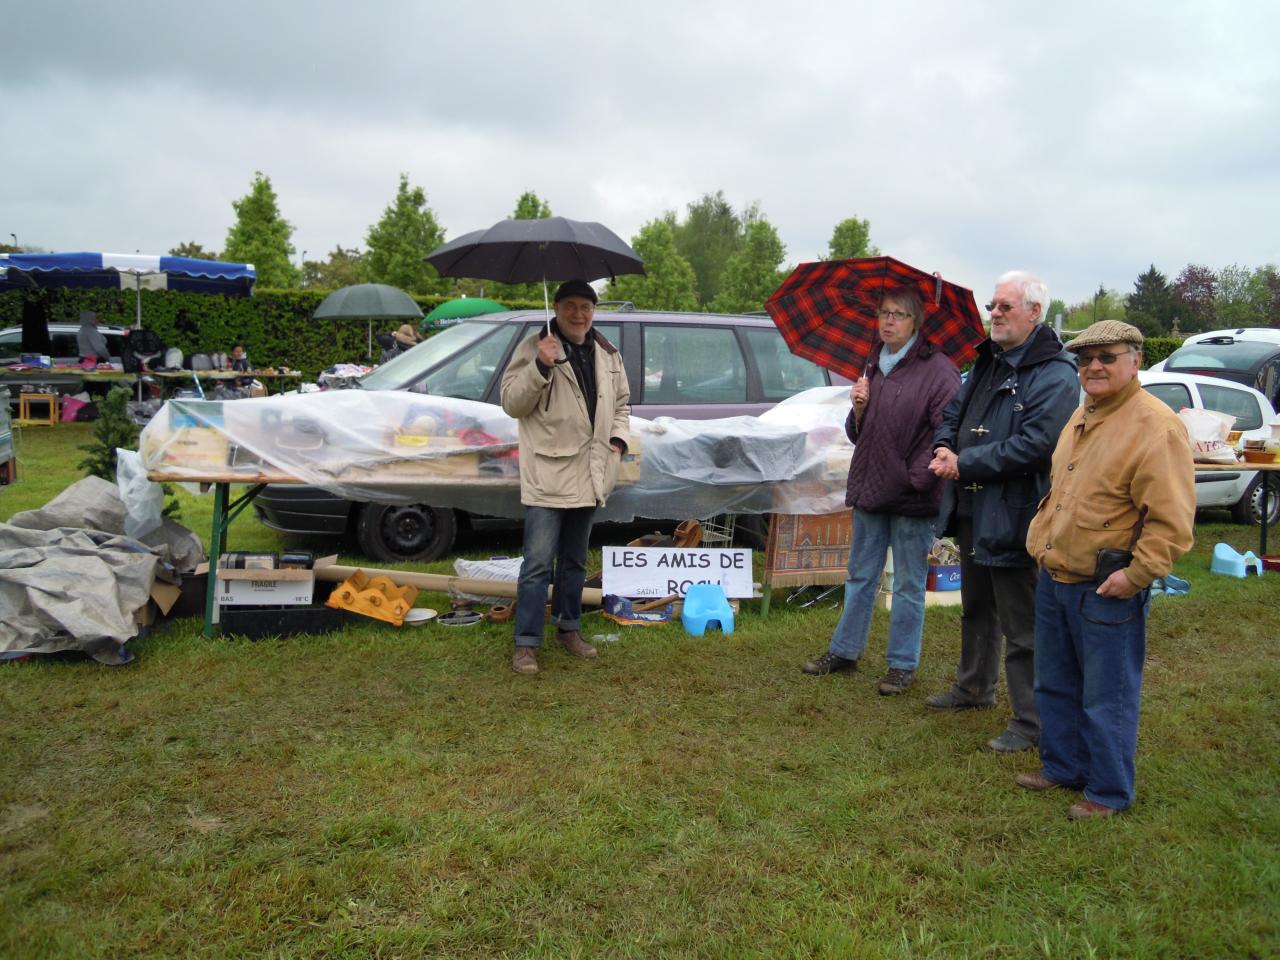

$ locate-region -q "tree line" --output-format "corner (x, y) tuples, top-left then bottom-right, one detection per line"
(164, 173), (878, 313)
(1054, 263), (1280, 335)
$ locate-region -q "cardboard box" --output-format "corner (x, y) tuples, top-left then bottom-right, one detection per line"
(214, 567), (315, 606)
(162, 427), (231, 469)
(390, 435), (481, 477)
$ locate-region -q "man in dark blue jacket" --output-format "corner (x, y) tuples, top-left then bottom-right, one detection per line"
(926, 271), (1079, 752)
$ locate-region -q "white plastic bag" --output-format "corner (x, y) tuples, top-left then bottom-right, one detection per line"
(1177, 408), (1237, 463)
(115, 447), (166, 539)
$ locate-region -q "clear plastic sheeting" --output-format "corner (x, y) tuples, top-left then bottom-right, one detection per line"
(138, 386), (856, 521)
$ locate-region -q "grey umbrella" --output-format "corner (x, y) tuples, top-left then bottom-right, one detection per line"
(313, 283), (423, 359)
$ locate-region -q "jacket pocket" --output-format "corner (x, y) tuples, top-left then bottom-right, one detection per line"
(530, 450), (581, 501)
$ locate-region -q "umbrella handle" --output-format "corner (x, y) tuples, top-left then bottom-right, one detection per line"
(932, 272), (943, 305)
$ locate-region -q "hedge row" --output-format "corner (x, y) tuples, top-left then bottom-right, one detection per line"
(1, 287), (1186, 377)
(0, 288), (544, 377)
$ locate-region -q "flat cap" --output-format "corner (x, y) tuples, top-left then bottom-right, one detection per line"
(553, 279), (598, 304)
(1066, 319), (1143, 353)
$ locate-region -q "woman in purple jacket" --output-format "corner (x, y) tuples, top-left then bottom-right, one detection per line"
(801, 288), (962, 695)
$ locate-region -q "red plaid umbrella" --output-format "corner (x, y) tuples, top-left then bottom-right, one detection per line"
(765, 256), (985, 380)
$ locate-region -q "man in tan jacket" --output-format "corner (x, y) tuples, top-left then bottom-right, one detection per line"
(1019, 320), (1195, 818)
(500, 280), (631, 675)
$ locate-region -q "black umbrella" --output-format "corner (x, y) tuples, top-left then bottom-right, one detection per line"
(425, 217), (644, 332)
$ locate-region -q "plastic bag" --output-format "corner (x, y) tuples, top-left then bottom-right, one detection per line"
(115, 447), (165, 540)
(1177, 407), (1237, 463)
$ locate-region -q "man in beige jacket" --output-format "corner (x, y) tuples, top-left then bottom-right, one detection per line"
(500, 280), (631, 675)
(1020, 320), (1195, 818)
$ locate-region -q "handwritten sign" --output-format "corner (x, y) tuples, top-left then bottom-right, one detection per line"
(602, 547), (753, 598)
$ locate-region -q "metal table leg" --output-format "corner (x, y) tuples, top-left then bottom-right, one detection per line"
(202, 482), (228, 638)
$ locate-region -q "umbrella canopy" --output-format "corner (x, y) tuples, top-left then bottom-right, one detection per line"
(423, 296), (508, 327)
(765, 256), (986, 381)
(425, 217), (645, 286)
(0, 252), (257, 328)
(313, 283), (423, 359)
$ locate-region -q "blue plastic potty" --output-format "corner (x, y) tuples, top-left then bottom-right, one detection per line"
(681, 583), (735, 636)
(1210, 543), (1263, 578)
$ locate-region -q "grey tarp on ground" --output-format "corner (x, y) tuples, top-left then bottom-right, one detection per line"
(6, 475), (205, 572)
(0, 524), (159, 663)
(0, 476), (207, 663)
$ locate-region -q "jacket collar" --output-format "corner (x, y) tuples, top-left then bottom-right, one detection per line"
(1079, 376), (1142, 429)
(978, 323), (1068, 369)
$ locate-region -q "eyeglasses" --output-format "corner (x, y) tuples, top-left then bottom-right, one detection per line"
(1075, 349), (1134, 369)
(877, 309), (912, 322)
(985, 301), (1018, 314)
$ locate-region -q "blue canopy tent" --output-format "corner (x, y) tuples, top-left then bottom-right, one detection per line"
(0, 252), (257, 328)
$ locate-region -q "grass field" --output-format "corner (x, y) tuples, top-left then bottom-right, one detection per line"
(1, 423), (1277, 958)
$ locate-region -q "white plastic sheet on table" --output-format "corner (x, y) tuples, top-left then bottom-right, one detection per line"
(137, 386), (856, 521)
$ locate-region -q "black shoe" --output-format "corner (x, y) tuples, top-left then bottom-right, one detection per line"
(925, 689), (995, 710)
(986, 730), (1037, 753)
(878, 668), (916, 695)
(801, 651), (858, 676)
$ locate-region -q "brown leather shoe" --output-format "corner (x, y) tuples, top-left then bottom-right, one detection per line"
(1015, 772), (1065, 792)
(1068, 799), (1117, 820)
(557, 630), (598, 659)
(512, 646), (539, 675)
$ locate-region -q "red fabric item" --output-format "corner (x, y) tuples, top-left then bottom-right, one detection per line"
(765, 256), (986, 380)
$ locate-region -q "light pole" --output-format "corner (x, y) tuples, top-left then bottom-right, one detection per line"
(299, 250), (308, 288)
(8, 233), (15, 249)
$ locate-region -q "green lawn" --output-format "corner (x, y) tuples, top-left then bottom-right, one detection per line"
(1, 423), (1277, 959)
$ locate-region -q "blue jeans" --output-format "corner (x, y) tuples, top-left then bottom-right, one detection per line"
(828, 509), (934, 670)
(514, 505), (596, 648)
(1033, 570), (1149, 810)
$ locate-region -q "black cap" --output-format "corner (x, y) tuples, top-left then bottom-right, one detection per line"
(553, 279), (598, 304)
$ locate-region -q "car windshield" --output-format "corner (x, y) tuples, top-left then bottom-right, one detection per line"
(1166, 341), (1277, 371)
(359, 321), (506, 391)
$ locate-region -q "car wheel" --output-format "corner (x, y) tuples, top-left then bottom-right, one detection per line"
(1230, 474), (1280, 526)
(355, 503), (458, 562)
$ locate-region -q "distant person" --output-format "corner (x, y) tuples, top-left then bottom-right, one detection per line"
(229, 344), (251, 373)
(500, 280), (630, 676)
(76, 310), (111, 363)
(1021, 320), (1194, 818)
(229, 343), (253, 388)
(379, 324), (421, 364)
(800, 288), (961, 696)
(925, 271), (1079, 753)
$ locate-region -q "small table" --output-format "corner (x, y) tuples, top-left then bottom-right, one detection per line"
(151, 370), (303, 396)
(1196, 460), (1280, 556)
(17, 392), (59, 425)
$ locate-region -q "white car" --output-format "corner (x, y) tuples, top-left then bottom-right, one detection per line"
(1139, 371), (1278, 525)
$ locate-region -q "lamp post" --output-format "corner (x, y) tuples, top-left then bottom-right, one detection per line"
(299, 250), (308, 288)
(8, 233), (15, 250)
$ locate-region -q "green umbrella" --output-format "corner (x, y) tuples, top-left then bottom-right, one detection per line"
(423, 296), (508, 327)
(313, 283), (423, 358)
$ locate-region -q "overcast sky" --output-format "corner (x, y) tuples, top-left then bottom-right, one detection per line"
(4, 1), (1277, 307)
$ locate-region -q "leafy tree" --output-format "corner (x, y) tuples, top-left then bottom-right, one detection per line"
(825, 216), (878, 260)
(673, 191), (746, 307)
(364, 174), (448, 295)
(168, 241), (219, 260)
(1255, 264), (1280, 328)
(710, 218), (786, 314)
(1046, 298), (1069, 329)
(303, 246), (366, 290)
(511, 190), (552, 220)
(222, 171), (300, 288)
(1171, 264), (1217, 333)
(606, 219), (698, 311)
(1064, 285), (1126, 330)
(1126, 265), (1177, 336)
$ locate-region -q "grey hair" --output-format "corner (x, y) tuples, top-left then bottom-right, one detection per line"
(996, 270), (1049, 320)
